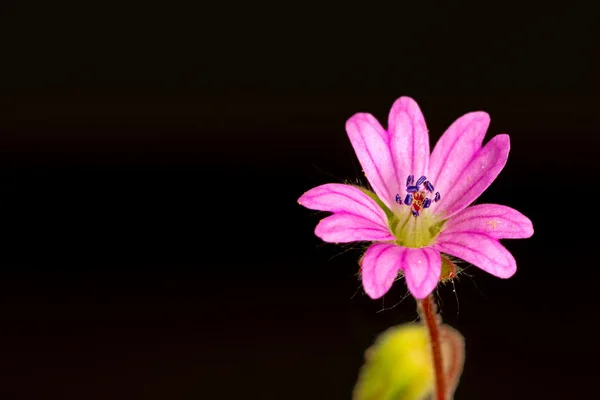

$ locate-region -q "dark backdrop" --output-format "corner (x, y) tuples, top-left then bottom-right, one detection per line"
(1, 3), (599, 399)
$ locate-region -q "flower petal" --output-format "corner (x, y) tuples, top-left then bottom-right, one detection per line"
(388, 96), (430, 181)
(427, 112), (490, 214)
(402, 247), (442, 299)
(432, 134), (510, 219)
(434, 232), (516, 278)
(442, 204), (534, 239)
(361, 243), (405, 299)
(362, 244), (442, 299)
(346, 113), (401, 210)
(315, 213), (395, 243)
(298, 183), (389, 228)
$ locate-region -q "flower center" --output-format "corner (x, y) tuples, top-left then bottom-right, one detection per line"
(395, 174), (441, 217)
(391, 175), (444, 248)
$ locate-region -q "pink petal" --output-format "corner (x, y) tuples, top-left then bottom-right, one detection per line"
(298, 183), (389, 228)
(434, 232), (516, 278)
(361, 244), (441, 300)
(427, 112), (490, 214)
(388, 96), (430, 181)
(315, 213), (395, 243)
(442, 204), (534, 239)
(432, 134), (510, 219)
(346, 113), (401, 210)
(402, 247), (442, 299)
(361, 243), (405, 299)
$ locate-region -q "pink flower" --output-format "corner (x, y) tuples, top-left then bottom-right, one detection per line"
(298, 97), (533, 299)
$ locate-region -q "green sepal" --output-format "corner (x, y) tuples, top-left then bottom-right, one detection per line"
(355, 186), (402, 244)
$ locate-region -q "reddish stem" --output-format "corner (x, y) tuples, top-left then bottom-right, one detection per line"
(419, 295), (446, 400)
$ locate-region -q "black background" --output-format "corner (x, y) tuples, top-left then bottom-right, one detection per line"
(1, 3), (599, 399)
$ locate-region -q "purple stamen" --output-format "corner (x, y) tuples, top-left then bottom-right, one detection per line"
(434, 192), (441, 202)
(406, 175), (414, 186)
(395, 194), (402, 204)
(404, 194), (413, 206)
(406, 185), (419, 193)
(423, 198), (432, 208)
(424, 181), (434, 192)
(411, 210), (419, 217)
(416, 176), (427, 186)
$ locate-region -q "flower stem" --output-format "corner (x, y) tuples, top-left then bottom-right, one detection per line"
(418, 295), (446, 400)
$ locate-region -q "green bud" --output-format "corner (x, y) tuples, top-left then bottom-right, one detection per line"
(353, 324), (433, 400)
(353, 323), (465, 400)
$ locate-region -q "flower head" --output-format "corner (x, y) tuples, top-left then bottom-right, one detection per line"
(298, 97), (533, 299)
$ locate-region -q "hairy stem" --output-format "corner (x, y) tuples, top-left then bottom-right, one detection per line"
(418, 295), (446, 400)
